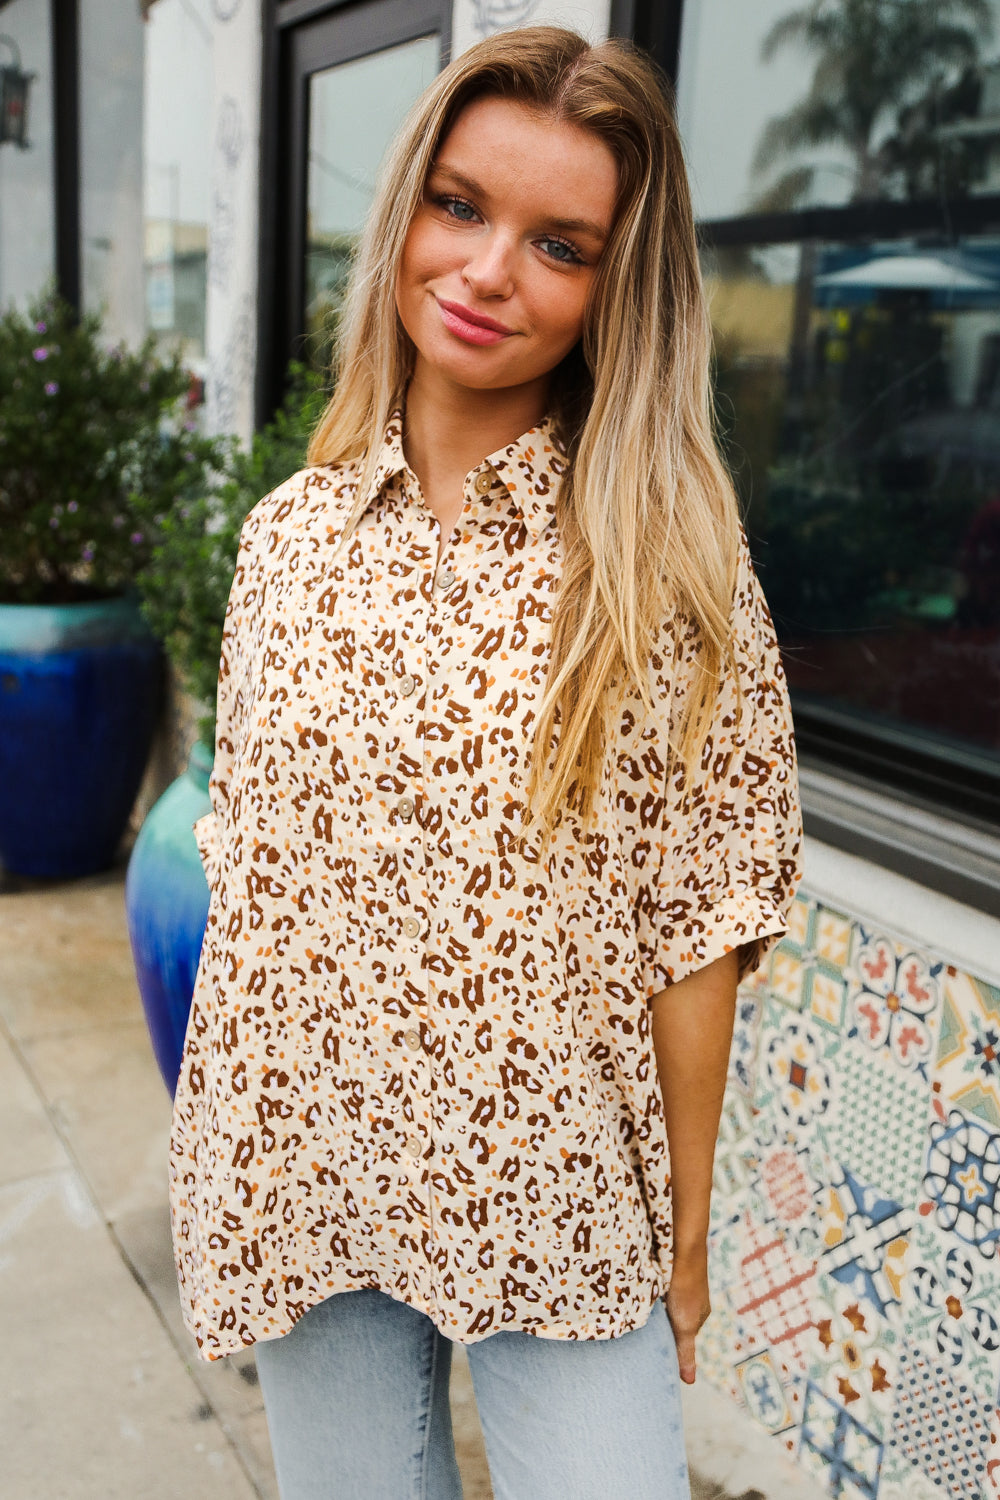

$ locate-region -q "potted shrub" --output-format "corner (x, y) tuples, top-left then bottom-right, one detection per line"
(0, 290), (221, 878)
(125, 366), (326, 1090)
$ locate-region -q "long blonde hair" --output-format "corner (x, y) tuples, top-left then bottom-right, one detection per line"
(307, 26), (741, 832)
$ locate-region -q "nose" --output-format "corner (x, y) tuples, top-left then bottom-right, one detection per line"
(461, 229), (516, 301)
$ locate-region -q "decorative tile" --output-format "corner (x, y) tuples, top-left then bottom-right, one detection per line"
(936, 970), (1000, 1129)
(713, 1089), (756, 1198)
(757, 1141), (816, 1229)
(809, 1276), (898, 1439)
(877, 1449), (949, 1499)
(825, 1039), (932, 1210)
(923, 1108), (1000, 1259)
(729, 986), (763, 1095)
(819, 1166), (911, 1321)
(734, 1349), (797, 1434)
(799, 1382), (883, 1499)
(987, 1407), (1000, 1498)
(850, 932), (942, 1076)
(729, 1212), (817, 1376)
(767, 898), (848, 1026)
(815, 907), (853, 968)
(760, 1011), (833, 1131)
(903, 1220), (1000, 1395)
(888, 1339), (994, 1497)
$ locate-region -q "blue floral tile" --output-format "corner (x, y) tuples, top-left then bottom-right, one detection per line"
(922, 1107), (1000, 1260)
(936, 971), (1000, 1130)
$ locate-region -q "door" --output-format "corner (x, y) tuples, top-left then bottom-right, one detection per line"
(263, 0), (448, 416)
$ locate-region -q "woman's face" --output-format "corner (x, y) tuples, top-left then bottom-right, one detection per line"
(396, 96), (618, 398)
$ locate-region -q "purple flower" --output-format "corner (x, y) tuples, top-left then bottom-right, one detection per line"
(112, 515), (124, 529)
(49, 516), (59, 529)
(67, 500), (78, 513)
(45, 381), (59, 396)
(130, 531), (144, 546)
(184, 451), (195, 463)
(82, 545), (95, 563)
(33, 347), (48, 362)
(35, 320), (47, 334)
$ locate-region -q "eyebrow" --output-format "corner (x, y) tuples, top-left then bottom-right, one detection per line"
(429, 161), (611, 242)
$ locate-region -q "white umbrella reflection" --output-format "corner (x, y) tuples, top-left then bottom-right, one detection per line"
(815, 254), (998, 293)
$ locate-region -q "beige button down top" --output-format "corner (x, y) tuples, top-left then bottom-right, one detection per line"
(169, 414), (802, 1359)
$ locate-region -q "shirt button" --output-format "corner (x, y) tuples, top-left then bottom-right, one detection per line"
(402, 915), (422, 939)
(437, 569), (456, 591)
(404, 1027), (422, 1051)
(405, 1136), (423, 1158)
(397, 796), (415, 821)
(474, 471), (493, 495)
(398, 674), (416, 697)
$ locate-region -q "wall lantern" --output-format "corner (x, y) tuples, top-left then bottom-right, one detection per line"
(0, 36), (33, 149)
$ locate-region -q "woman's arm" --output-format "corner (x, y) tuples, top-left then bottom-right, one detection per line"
(650, 947), (739, 1383)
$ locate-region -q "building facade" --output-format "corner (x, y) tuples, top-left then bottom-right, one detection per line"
(5, 2), (1000, 1494)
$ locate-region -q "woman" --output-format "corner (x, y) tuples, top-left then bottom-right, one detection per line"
(170, 26), (801, 1499)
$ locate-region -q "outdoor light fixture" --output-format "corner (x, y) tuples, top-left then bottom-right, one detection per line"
(0, 36), (32, 150)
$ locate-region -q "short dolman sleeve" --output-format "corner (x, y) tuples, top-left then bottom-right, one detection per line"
(630, 533), (803, 994)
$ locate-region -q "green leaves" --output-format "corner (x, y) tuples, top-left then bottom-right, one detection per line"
(133, 363), (328, 744)
(0, 289), (223, 604)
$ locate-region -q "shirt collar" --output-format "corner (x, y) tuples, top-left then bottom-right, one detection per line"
(360, 411), (566, 543)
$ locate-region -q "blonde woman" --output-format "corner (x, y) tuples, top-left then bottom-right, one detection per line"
(170, 26), (801, 1499)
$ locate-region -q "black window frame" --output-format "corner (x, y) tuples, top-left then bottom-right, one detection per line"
(257, 0), (451, 423)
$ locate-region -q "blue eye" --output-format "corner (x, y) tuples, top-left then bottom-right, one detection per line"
(436, 194), (478, 222)
(539, 237), (582, 265)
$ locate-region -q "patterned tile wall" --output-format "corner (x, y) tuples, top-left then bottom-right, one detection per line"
(706, 892), (1000, 1498)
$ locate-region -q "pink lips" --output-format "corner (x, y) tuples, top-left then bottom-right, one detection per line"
(436, 298), (514, 347)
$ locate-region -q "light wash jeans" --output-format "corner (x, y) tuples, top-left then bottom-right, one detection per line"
(254, 1288), (690, 1500)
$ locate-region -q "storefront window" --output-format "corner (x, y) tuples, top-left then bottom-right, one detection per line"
(142, 0), (211, 371)
(706, 235), (1000, 788)
(678, 0), (1000, 221)
(304, 34), (440, 368)
(78, 0), (145, 344)
(0, 0), (54, 308)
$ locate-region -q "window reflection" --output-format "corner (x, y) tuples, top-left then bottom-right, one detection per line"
(0, 0), (54, 307)
(708, 238), (1000, 766)
(305, 35), (440, 368)
(142, 0), (212, 370)
(679, 0), (1000, 220)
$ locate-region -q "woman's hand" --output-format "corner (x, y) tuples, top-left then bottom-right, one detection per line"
(665, 1248), (712, 1384)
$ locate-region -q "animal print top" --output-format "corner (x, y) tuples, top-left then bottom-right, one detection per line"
(169, 413), (802, 1359)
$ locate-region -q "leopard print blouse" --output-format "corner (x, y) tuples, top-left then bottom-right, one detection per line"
(169, 413), (802, 1359)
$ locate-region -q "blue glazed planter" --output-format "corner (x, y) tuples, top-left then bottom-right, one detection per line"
(0, 596), (162, 878)
(126, 740), (212, 1093)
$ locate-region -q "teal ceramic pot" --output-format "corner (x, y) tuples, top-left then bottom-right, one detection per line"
(0, 595), (162, 878)
(125, 741), (212, 1092)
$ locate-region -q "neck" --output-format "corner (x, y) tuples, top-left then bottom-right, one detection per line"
(402, 359), (550, 501)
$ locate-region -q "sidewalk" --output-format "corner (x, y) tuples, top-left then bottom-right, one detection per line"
(0, 866), (815, 1500)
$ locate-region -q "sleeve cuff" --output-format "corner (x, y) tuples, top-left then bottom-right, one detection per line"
(642, 889), (790, 997)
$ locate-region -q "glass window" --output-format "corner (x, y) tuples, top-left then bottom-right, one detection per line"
(0, 0), (55, 307)
(305, 34), (440, 367)
(678, 0), (1000, 221)
(706, 236), (1000, 783)
(79, 0), (145, 343)
(142, 0), (212, 372)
